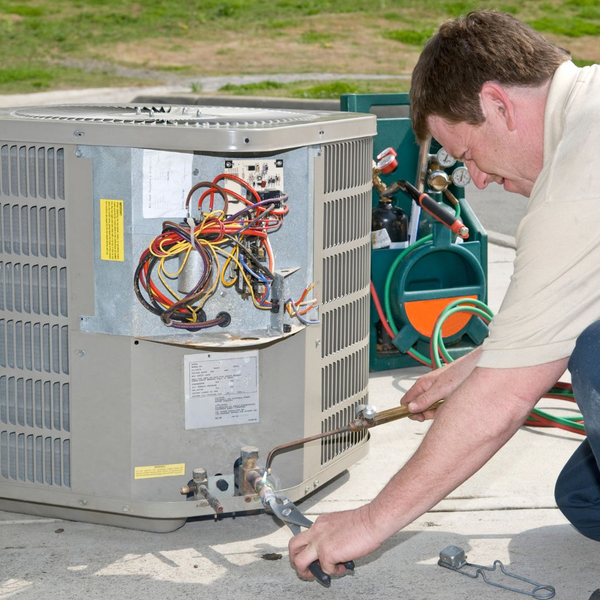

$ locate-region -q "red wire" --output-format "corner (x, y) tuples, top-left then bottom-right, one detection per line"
(212, 174), (290, 216)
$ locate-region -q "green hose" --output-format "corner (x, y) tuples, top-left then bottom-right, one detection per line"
(431, 300), (582, 432)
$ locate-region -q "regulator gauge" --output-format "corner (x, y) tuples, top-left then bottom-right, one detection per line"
(451, 166), (471, 188)
(436, 148), (457, 168)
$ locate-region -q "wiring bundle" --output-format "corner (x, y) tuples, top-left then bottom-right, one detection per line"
(133, 173), (318, 330)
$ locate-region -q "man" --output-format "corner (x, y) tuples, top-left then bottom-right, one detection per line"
(289, 10), (600, 580)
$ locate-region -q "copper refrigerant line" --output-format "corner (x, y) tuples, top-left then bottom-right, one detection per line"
(265, 400), (444, 474)
(179, 402), (444, 517)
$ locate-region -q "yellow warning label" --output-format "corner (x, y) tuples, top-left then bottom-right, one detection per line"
(100, 199), (124, 261)
(134, 463), (186, 480)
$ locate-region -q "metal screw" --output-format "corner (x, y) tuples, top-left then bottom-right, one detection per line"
(315, 340), (321, 347)
(281, 507), (292, 517)
(244, 496), (252, 503)
(196, 109), (202, 117)
(123, 505), (131, 513)
(182, 107), (188, 114)
(73, 130), (85, 138)
(313, 480), (319, 488)
(193, 168), (199, 176)
(304, 486), (311, 493)
(135, 107), (142, 115)
(75, 150), (82, 158)
(75, 349), (85, 357)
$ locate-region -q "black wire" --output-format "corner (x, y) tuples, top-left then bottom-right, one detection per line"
(223, 233), (275, 280)
(237, 205), (276, 235)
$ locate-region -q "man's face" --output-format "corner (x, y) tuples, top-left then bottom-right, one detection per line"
(427, 115), (538, 198)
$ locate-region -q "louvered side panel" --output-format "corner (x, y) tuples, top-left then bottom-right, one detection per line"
(319, 138), (372, 466)
(0, 143), (70, 488)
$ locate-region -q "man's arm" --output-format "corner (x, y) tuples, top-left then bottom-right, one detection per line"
(289, 357), (569, 578)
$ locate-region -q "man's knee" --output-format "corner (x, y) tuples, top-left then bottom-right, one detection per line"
(555, 441), (600, 542)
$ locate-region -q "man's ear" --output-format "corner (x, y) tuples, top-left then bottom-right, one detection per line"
(480, 82), (516, 131)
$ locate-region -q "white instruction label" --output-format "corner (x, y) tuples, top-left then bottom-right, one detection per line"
(184, 351), (259, 429)
(372, 228), (392, 249)
(142, 150), (194, 219)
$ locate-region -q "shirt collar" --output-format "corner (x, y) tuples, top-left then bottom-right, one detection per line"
(543, 60), (581, 162)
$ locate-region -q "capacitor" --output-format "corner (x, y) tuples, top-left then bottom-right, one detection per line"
(178, 248), (210, 295)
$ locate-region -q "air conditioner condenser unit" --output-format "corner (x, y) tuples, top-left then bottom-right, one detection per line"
(0, 104), (376, 531)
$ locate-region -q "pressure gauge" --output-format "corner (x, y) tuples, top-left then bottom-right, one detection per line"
(451, 166), (471, 187)
(427, 170), (450, 191)
(436, 148), (457, 168)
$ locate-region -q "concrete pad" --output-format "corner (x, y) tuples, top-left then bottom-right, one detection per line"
(0, 508), (595, 599)
(2, 242), (595, 600)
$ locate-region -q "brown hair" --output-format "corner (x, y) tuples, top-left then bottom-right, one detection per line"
(410, 11), (570, 142)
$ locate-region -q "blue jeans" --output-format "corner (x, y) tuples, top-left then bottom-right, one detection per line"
(555, 321), (600, 542)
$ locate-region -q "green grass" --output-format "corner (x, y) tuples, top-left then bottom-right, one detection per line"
(384, 29), (435, 46)
(300, 30), (335, 45)
(219, 80), (287, 93)
(572, 57), (597, 67)
(217, 79), (411, 98)
(0, 63), (157, 93)
(528, 16), (600, 36)
(0, 0), (599, 94)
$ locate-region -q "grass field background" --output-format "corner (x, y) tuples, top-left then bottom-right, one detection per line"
(1, 0), (599, 96)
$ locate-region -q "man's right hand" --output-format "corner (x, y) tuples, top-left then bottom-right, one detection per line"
(401, 347), (482, 421)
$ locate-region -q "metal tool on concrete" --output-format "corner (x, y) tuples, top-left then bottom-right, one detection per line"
(438, 545), (555, 599)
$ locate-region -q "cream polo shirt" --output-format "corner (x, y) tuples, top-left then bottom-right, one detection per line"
(478, 60), (600, 368)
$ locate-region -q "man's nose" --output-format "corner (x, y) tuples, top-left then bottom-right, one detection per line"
(467, 162), (493, 189)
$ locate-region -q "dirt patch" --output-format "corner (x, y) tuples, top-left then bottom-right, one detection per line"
(549, 34), (600, 63)
(97, 14), (420, 76)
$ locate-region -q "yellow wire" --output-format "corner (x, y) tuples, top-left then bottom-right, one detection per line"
(193, 241), (220, 312)
(209, 243), (271, 310)
(146, 210), (278, 319)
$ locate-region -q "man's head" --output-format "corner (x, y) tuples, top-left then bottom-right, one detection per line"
(410, 11), (570, 144)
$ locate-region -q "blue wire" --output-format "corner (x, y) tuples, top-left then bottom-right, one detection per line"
(238, 253), (272, 306)
(286, 298), (319, 325)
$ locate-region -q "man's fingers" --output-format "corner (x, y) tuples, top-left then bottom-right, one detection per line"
(408, 413), (425, 422)
(401, 381), (429, 406)
(289, 533), (312, 576)
(420, 409), (438, 421)
(407, 391), (436, 413)
(289, 534), (320, 580)
(318, 558), (348, 578)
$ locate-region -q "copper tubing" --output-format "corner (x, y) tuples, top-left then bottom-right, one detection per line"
(370, 400), (444, 426)
(198, 484), (224, 514)
(265, 400), (445, 473)
(265, 426), (352, 473)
